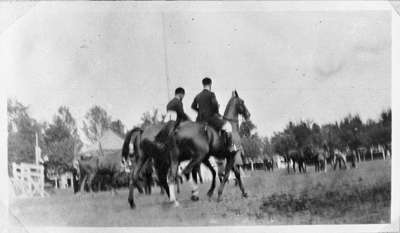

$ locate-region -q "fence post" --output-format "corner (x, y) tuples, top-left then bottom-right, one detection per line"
(370, 148), (374, 160)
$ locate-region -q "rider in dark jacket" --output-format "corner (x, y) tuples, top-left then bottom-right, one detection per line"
(166, 87), (189, 129)
(191, 77), (225, 131)
(191, 77), (234, 152)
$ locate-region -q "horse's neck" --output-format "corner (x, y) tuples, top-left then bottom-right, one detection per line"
(229, 120), (240, 134)
(223, 98), (238, 122)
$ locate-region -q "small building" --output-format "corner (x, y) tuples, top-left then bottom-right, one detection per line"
(81, 130), (124, 156)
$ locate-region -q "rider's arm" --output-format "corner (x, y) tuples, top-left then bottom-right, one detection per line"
(211, 92), (220, 115)
(177, 101), (188, 121)
(191, 96), (199, 112)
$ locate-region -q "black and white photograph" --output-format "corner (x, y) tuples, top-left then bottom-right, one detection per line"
(1, 1), (399, 231)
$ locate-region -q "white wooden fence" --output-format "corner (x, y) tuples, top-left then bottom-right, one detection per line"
(10, 162), (48, 198)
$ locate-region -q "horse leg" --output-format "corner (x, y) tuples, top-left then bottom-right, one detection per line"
(190, 167), (200, 201)
(87, 173), (96, 194)
(181, 154), (207, 201)
(293, 160), (296, 173)
(176, 177), (180, 194)
(145, 173), (152, 195)
(79, 174), (88, 194)
(128, 171), (136, 209)
(217, 161), (225, 182)
(315, 160), (318, 172)
(217, 155), (234, 202)
(167, 148), (180, 206)
(333, 158), (337, 170)
(157, 170), (170, 198)
(202, 159), (216, 199)
(233, 163), (247, 198)
(198, 167), (204, 184)
(110, 172), (118, 196)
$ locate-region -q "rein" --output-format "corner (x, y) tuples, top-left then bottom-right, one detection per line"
(223, 116), (239, 123)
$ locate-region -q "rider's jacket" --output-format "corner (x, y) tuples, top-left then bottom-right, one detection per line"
(166, 97), (188, 123)
(191, 89), (220, 123)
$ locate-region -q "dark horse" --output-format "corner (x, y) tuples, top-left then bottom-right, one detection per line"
(286, 149), (307, 174)
(153, 90), (251, 206)
(74, 148), (125, 195)
(303, 145), (328, 173)
(122, 123), (207, 209)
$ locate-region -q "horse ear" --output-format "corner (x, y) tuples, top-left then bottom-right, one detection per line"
(234, 90), (239, 97)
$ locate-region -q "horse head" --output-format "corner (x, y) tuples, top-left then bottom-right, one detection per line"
(224, 90), (251, 121)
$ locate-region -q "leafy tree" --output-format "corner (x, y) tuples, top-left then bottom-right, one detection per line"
(140, 109), (164, 128)
(7, 99), (44, 174)
(360, 109), (391, 151)
(291, 120), (313, 148)
(338, 114), (363, 150)
(241, 134), (263, 161)
(82, 106), (111, 143)
(110, 119), (125, 138)
(379, 109), (391, 150)
(320, 123), (341, 151)
(262, 136), (273, 158)
(43, 106), (82, 171)
(271, 131), (297, 156)
(239, 120), (256, 137)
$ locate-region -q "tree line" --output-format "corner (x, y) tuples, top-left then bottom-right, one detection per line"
(8, 99), (127, 175)
(239, 109), (391, 162)
(8, 98), (391, 175)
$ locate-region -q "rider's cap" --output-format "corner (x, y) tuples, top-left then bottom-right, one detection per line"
(175, 87), (185, 95)
(202, 77), (212, 86)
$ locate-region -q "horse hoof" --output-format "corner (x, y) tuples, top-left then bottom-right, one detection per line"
(207, 191), (213, 198)
(242, 192), (248, 198)
(128, 200), (136, 209)
(191, 195), (199, 202)
(172, 201), (180, 207)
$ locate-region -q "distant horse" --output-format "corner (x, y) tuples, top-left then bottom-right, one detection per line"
(263, 158), (274, 172)
(333, 149), (347, 170)
(312, 147), (328, 172)
(287, 149), (306, 174)
(345, 148), (357, 169)
(75, 149), (125, 195)
(139, 90), (251, 205)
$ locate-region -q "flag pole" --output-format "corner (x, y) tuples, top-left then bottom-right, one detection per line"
(161, 12), (171, 100)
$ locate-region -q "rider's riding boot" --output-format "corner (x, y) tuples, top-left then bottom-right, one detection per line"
(221, 129), (235, 152)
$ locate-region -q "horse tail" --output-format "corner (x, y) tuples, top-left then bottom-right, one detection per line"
(122, 127), (142, 161)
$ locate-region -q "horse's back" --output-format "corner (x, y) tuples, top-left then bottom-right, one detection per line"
(98, 150), (122, 171)
(142, 123), (165, 142)
(175, 121), (222, 154)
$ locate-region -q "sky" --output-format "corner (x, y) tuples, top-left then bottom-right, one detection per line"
(1, 3), (391, 139)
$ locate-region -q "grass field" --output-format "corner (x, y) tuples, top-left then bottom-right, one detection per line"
(9, 160), (391, 226)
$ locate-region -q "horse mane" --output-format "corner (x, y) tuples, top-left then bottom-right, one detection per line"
(223, 95), (237, 119)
